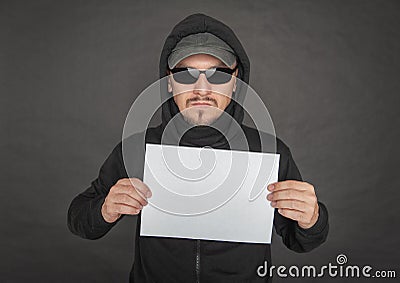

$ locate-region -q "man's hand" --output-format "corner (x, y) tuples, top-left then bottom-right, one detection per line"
(267, 180), (319, 229)
(101, 178), (152, 223)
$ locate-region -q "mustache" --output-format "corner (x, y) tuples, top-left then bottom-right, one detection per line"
(186, 97), (217, 106)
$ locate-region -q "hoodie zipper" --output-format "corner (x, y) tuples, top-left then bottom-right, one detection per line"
(196, 240), (201, 283)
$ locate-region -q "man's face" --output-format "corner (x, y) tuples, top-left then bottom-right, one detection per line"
(167, 54), (238, 126)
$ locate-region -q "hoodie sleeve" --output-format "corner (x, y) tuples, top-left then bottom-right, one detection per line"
(67, 142), (127, 240)
(273, 140), (329, 253)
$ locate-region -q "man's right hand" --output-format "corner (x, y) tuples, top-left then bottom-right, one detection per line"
(101, 178), (152, 223)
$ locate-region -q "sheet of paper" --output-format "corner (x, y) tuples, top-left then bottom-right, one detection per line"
(141, 143), (280, 244)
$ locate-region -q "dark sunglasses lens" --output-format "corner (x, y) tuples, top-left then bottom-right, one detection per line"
(172, 69), (198, 84)
(207, 70), (233, 84)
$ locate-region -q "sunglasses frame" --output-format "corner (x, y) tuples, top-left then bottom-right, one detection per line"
(169, 66), (238, 85)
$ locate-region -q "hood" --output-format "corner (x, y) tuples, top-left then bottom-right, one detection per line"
(158, 13), (250, 148)
(159, 13), (250, 84)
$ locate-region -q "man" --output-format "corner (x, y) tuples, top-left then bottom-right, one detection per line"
(68, 13), (329, 282)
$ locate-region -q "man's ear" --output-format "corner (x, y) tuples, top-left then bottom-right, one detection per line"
(167, 71), (172, 93)
(232, 68), (238, 92)
(233, 70), (238, 92)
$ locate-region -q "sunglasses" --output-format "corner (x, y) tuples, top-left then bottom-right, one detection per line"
(169, 66), (237, 85)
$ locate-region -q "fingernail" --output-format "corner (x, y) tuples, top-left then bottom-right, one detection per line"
(270, 201), (276, 207)
(267, 193), (273, 200)
(146, 191), (152, 198)
(268, 184), (274, 191)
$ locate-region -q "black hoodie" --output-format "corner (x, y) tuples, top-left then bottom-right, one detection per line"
(67, 13), (329, 283)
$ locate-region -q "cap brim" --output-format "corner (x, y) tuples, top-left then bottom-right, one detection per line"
(168, 46), (236, 69)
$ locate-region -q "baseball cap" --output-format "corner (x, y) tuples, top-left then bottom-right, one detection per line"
(168, 32), (237, 69)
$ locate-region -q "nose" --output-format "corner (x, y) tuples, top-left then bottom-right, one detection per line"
(193, 73), (212, 96)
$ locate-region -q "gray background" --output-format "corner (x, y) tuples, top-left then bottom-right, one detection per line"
(1, 0), (399, 282)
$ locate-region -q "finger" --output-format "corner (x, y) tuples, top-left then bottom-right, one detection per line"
(113, 193), (144, 209)
(113, 203), (141, 215)
(271, 199), (307, 212)
(267, 189), (305, 202)
(267, 180), (309, 192)
(277, 208), (305, 222)
(116, 178), (132, 186)
(118, 184), (148, 207)
(129, 178), (152, 198)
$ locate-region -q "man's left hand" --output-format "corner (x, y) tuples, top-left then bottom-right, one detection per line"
(267, 180), (319, 229)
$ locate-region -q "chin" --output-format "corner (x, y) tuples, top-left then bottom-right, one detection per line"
(182, 109), (222, 126)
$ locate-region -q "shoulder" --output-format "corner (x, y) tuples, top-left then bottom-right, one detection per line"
(240, 124), (292, 155)
(114, 125), (163, 178)
(240, 125), (300, 181)
(119, 124), (162, 154)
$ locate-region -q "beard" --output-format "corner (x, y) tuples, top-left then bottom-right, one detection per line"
(181, 106), (223, 126)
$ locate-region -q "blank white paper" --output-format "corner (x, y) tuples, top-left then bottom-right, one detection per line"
(140, 143), (280, 244)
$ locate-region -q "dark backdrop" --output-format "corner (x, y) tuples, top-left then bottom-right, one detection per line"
(1, 0), (399, 282)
